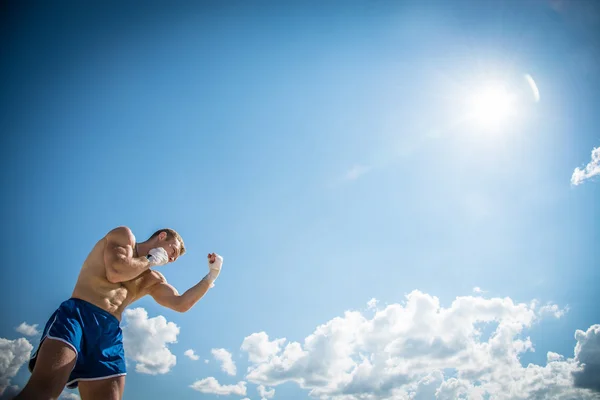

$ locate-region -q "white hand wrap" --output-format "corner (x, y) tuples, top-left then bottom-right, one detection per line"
(147, 247), (169, 267)
(206, 254), (223, 288)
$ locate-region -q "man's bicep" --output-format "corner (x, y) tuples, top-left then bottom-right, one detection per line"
(103, 227), (136, 283)
(104, 227), (135, 265)
(148, 280), (183, 311)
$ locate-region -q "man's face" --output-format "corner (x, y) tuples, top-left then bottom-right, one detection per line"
(163, 238), (182, 263)
(157, 233), (182, 263)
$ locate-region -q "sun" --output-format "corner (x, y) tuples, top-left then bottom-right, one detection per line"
(466, 82), (516, 129)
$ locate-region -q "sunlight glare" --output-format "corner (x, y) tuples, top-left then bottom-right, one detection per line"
(467, 82), (515, 129)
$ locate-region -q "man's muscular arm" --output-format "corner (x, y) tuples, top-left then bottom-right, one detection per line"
(147, 254), (223, 312)
(147, 271), (213, 312)
(104, 227), (154, 283)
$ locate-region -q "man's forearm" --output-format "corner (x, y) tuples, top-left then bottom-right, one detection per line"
(178, 276), (213, 312)
(107, 256), (152, 283)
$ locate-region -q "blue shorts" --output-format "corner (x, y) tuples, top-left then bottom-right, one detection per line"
(28, 297), (127, 388)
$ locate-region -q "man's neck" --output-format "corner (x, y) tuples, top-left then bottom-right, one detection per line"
(135, 242), (150, 258)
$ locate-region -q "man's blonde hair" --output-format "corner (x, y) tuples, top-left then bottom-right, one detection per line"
(150, 228), (186, 256)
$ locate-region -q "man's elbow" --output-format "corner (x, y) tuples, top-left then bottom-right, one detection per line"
(174, 298), (193, 313)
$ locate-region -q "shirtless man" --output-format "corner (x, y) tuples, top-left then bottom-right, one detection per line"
(15, 226), (223, 400)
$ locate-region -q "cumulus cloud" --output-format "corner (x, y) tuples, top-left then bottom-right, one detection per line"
(473, 287), (486, 294)
(15, 322), (40, 337)
(539, 303), (570, 319)
(0, 337), (33, 396)
(236, 290), (599, 399)
(548, 351), (564, 362)
(59, 392), (81, 399)
(241, 332), (286, 364)
(2, 385), (20, 398)
(572, 324), (600, 392)
(571, 146), (600, 185)
(184, 349), (199, 361)
(212, 348), (237, 376)
(189, 377), (247, 396)
(367, 298), (378, 310)
(257, 384), (275, 399)
(122, 308), (179, 375)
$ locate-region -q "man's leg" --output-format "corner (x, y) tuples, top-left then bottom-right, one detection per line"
(78, 376), (125, 400)
(14, 338), (77, 400)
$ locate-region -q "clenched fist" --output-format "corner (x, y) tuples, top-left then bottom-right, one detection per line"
(147, 247), (169, 267)
(206, 253), (223, 287)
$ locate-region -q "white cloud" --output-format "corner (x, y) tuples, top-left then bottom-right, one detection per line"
(122, 308), (179, 375)
(548, 351), (564, 362)
(472, 287), (486, 294)
(184, 349), (199, 361)
(15, 322), (40, 337)
(212, 348), (237, 376)
(411, 370), (444, 399)
(345, 164), (371, 181)
(59, 392), (81, 399)
(204, 359), (209, 364)
(436, 377), (477, 399)
(236, 290), (599, 399)
(539, 303), (570, 319)
(367, 298), (378, 310)
(257, 384), (275, 399)
(2, 385), (20, 398)
(0, 337), (33, 395)
(572, 324), (600, 392)
(189, 377), (246, 396)
(571, 146), (600, 185)
(241, 332), (286, 364)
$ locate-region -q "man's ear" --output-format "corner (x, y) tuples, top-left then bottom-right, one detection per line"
(158, 231), (167, 241)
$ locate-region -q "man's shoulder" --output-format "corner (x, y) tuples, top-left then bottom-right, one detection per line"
(105, 226), (136, 245)
(138, 269), (167, 283)
(139, 270), (168, 295)
(148, 270), (167, 283)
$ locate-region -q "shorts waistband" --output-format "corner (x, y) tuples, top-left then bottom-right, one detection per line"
(67, 297), (120, 324)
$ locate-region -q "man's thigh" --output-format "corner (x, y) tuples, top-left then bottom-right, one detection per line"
(14, 338), (77, 399)
(78, 376), (126, 400)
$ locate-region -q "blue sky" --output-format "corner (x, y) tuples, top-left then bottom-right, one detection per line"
(1, 0), (599, 399)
